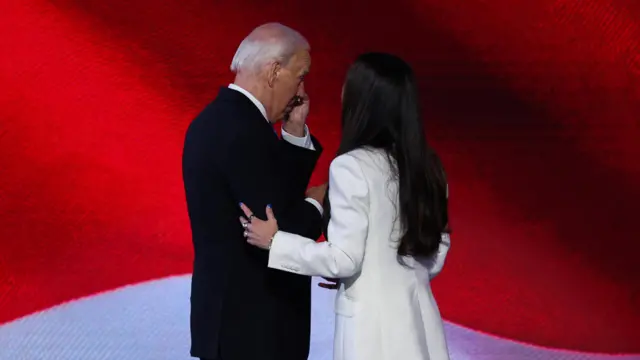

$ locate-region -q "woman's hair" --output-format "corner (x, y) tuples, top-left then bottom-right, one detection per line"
(323, 52), (449, 259)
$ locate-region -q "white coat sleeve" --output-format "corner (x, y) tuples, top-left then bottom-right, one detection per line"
(267, 154), (369, 278)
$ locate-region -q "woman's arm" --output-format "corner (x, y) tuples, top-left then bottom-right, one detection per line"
(268, 154), (370, 279)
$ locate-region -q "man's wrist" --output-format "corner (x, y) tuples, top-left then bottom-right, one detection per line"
(282, 123), (306, 137)
(305, 197), (323, 215)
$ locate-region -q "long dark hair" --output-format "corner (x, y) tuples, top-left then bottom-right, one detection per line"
(323, 52), (449, 259)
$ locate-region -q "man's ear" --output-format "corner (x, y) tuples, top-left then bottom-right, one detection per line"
(267, 62), (281, 88)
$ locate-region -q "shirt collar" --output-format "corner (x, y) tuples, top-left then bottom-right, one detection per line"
(228, 84), (268, 122)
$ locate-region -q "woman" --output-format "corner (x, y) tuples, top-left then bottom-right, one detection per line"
(239, 52), (451, 360)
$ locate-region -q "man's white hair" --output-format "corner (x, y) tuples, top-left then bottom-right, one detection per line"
(230, 23), (309, 74)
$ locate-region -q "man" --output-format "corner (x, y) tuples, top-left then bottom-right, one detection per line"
(182, 23), (326, 360)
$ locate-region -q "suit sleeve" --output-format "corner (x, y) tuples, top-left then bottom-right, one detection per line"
(276, 135), (323, 205)
(223, 128), (322, 240)
(267, 154), (369, 278)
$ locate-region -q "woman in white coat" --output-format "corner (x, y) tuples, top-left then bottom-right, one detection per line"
(239, 53), (451, 360)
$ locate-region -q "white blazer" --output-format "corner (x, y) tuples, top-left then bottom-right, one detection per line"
(268, 148), (451, 360)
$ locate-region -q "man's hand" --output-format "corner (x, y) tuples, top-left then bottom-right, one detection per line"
(282, 85), (309, 137)
(306, 183), (327, 204)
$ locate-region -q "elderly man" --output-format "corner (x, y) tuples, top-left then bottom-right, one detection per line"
(182, 23), (326, 360)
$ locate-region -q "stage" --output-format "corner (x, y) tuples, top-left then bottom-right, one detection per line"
(0, 276), (637, 360)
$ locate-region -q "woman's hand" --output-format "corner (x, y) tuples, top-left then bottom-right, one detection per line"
(318, 277), (340, 290)
(239, 203), (279, 250)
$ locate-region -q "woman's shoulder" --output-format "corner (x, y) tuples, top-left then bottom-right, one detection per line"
(332, 147), (386, 166)
(330, 148), (391, 185)
(330, 151), (362, 174)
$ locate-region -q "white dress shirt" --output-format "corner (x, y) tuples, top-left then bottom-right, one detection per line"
(228, 84), (322, 214)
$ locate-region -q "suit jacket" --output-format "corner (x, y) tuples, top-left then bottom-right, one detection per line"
(267, 148), (451, 360)
(182, 87), (323, 359)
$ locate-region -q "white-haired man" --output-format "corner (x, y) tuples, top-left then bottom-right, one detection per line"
(182, 23), (326, 360)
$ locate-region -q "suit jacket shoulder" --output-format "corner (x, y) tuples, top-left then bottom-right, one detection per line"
(184, 88), (278, 169)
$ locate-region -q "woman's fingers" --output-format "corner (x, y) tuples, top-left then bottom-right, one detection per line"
(318, 282), (339, 290)
(246, 232), (262, 241)
(238, 202), (253, 218)
(237, 204), (272, 249)
(265, 204), (275, 221)
(239, 216), (254, 233)
(246, 236), (268, 249)
(318, 277), (339, 290)
(246, 238), (259, 247)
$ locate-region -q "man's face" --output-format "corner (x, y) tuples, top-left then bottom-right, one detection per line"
(270, 49), (310, 121)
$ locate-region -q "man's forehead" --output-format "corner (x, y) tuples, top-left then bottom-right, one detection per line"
(298, 50), (311, 74)
(290, 49), (309, 65)
(300, 49), (310, 62)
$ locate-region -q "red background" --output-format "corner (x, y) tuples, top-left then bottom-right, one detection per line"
(1, 0), (639, 354)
